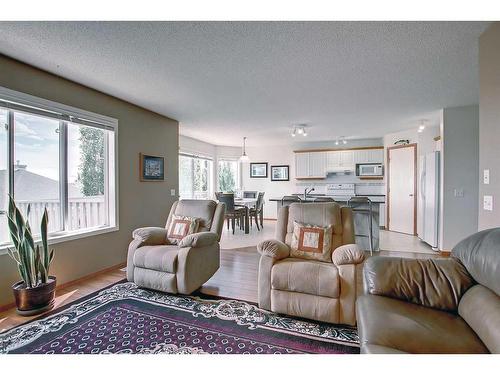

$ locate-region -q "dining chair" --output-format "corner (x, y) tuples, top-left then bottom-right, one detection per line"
(217, 193), (245, 234)
(249, 192), (265, 231)
(243, 191), (258, 198)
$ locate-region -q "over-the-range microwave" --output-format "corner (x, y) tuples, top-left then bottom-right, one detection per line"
(356, 163), (384, 177)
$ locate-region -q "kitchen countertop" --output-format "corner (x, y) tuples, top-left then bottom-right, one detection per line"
(269, 195), (385, 203)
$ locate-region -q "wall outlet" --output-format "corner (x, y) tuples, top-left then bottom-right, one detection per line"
(170, 189), (176, 196)
(483, 195), (493, 211)
(484, 169), (490, 184)
(453, 188), (464, 198)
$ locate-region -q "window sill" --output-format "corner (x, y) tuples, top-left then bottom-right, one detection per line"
(0, 225), (119, 255)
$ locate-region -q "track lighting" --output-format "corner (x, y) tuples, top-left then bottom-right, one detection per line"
(291, 125), (308, 137)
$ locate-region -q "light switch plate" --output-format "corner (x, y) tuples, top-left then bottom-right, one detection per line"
(170, 189), (176, 196)
(454, 188), (464, 197)
(484, 169), (490, 184)
(483, 195), (493, 211)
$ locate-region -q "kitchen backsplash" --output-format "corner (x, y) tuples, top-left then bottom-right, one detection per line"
(296, 174), (385, 196)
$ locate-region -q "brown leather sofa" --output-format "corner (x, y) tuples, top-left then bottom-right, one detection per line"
(258, 203), (365, 326)
(356, 228), (500, 354)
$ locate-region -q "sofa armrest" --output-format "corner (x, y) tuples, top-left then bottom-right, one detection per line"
(132, 227), (169, 246)
(257, 239), (290, 260)
(178, 232), (219, 248)
(363, 256), (475, 312)
(332, 244), (365, 266)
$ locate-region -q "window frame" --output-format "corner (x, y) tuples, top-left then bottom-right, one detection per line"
(0, 86), (119, 252)
(178, 152), (214, 200)
(217, 157), (241, 192)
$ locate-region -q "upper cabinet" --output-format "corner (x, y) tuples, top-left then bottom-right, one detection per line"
(295, 152), (327, 179)
(354, 148), (384, 164)
(295, 147), (384, 179)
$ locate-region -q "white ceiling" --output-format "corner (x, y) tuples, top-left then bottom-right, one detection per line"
(0, 21), (490, 147)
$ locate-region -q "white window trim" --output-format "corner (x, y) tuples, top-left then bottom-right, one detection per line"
(0, 86), (119, 254)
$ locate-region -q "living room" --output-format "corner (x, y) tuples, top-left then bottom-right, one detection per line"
(0, 1), (499, 373)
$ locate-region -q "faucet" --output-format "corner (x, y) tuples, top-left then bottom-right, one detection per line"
(304, 187), (315, 200)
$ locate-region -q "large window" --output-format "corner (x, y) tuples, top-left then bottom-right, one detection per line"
(0, 87), (117, 247)
(179, 154), (213, 199)
(218, 159), (239, 192)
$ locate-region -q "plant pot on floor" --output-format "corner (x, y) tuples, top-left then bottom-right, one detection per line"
(12, 276), (57, 316)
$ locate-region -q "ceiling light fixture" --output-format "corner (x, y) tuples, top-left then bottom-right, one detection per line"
(239, 137), (250, 162)
(291, 125), (308, 137)
(335, 136), (347, 145)
(418, 120), (427, 133)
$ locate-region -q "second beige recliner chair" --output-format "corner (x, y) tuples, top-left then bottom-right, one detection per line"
(258, 202), (365, 326)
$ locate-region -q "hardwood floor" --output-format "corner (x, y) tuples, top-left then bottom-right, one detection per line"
(0, 222), (442, 334)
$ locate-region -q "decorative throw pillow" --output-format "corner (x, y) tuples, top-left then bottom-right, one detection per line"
(290, 221), (333, 262)
(167, 215), (199, 245)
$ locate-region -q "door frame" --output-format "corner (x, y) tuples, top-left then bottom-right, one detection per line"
(386, 143), (418, 235)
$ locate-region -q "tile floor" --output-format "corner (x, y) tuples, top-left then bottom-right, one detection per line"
(221, 220), (438, 255)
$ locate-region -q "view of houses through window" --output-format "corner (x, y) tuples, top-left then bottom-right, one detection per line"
(0, 98), (116, 245)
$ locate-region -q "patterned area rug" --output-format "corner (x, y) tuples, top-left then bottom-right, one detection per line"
(0, 281), (359, 354)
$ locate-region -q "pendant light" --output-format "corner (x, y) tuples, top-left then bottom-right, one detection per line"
(239, 136), (250, 162)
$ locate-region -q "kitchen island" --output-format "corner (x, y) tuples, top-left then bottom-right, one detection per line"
(269, 195), (384, 251)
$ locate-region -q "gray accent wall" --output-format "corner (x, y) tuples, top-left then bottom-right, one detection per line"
(479, 23), (500, 230)
(439, 105), (479, 250)
(0, 55), (179, 306)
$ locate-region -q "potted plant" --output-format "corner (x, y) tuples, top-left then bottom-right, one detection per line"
(6, 196), (56, 316)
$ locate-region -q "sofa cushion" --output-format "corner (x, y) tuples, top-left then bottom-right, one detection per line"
(285, 203), (345, 252)
(356, 294), (489, 354)
(290, 222), (333, 262)
(171, 199), (217, 232)
(452, 228), (500, 296)
(363, 256), (475, 312)
(458, 284), (500, 353)
(271, 258), (339, 298)
(167, 215), (199, 244)
(133, 245), (179, 273)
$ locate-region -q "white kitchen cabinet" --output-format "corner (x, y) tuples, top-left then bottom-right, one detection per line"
(295, 152), (326, 179)
(339, 150), (355, 167)
(370, 149), (384, 163)
(308, 152), (327, 178)
(326, 151), (340, 171)
(379, 203), (386, 228)
(295, 153), (310, 178)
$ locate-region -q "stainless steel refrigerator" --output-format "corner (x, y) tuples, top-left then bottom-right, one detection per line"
(417, 151), (440, 249)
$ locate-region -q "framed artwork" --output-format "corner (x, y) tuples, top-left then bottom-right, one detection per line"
(250, 162), (268, 178)
(271, 165), (289, 181)
(140, 153), (165, 181)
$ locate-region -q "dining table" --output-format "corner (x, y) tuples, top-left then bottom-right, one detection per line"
(234, 197), (257, 234)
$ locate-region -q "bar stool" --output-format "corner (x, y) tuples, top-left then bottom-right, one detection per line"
(348, 196), (374, 256)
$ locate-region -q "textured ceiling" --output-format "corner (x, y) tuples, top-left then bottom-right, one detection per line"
(0, 21), (490, 146)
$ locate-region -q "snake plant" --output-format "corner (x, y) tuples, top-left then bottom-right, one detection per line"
(6, 196), (55, 288)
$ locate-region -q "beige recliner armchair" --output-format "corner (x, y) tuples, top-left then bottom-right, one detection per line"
(127, 199), (225, 294)
(258, 203), (365, 326)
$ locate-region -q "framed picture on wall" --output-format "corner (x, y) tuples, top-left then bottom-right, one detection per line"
(250, 162), (268, 178)
(271, 165), (289, 181)
(140, 153), (165, 181)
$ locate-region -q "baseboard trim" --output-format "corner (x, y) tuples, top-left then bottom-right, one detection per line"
(0, 262), (126, 313)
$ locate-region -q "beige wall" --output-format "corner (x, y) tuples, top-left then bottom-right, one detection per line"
(479, 23), (500, 230)
(0, 55), (179, 306)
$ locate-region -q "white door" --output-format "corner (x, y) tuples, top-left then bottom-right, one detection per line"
(388, 145), (416, 234)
